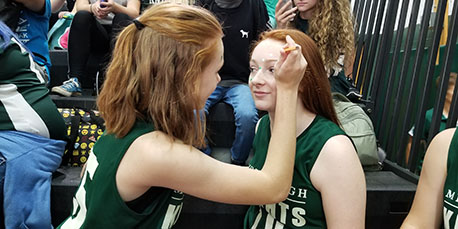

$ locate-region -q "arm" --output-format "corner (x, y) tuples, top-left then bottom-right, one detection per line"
(99, 0), (140, 19)
(344, 49), (355, 79)
(310, 135), (366, 229)
(117, 37), (307, 205)
(14, 0), (45, 13)
(51, 0), (65, 13)
(274, 0), (296, 29)
(401, 128), (454, 229)
(75, 0), (91, 13)
(405, 135), (413, 164)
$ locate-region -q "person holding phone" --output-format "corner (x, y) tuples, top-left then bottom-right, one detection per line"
(51, 0), (140, 97)
(275, 0), (358, 98)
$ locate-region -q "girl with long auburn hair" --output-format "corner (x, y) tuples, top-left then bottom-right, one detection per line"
(244, 29), (366, 228)
(59, 3), (307, 228)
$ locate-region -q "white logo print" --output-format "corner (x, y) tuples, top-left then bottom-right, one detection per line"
(240, 29), (249, 38)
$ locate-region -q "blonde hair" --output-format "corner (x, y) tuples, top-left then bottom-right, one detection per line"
(297, 0), (355, 71)
(97, 3), (222, 147)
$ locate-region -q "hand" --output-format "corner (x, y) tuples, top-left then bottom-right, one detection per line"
(58, 11), (71, 18)
(99, 0), (116, 16)
(275, 0), (297, 29)
(274, 35), (307, 90)
(91, 2), (107, 19)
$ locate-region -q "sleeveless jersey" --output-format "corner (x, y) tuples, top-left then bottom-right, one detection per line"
(59, 121), (184, 228)
(0, 37), (66, 140)
(443, 128), (458, 229)
(244, 115), (347, 228)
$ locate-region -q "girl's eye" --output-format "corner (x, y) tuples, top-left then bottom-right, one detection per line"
(269, 68), (275, 74)
(249, 66), (258, 73)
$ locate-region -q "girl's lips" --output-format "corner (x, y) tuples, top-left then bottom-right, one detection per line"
(253, 91), (269, 97)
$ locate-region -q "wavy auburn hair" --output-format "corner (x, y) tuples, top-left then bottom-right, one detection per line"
(293, 0), (355, 71)
(97, 3), (222, 147)
(253, 29), (339, 125)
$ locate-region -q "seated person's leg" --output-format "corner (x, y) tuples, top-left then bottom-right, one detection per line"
(201, 86), (225, 155)
(52, 11), (109, 96)
(224, 84), (258, 165)
(0, 131), (66, 228)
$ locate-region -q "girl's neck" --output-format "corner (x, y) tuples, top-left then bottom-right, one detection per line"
(299, 9), (315, 20)
(269, 100), (316, 137)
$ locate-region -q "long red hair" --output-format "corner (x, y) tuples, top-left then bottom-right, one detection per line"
(252, 29), (339, 125)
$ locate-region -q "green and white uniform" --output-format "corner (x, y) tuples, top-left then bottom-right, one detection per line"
(244, 115), (347, 228)
(59, 121), (184, 228)
(0, 37), (66, 140)
(443, 128), (458, 229)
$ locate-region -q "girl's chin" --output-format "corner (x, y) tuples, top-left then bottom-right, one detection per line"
(254, 104), (273, 112)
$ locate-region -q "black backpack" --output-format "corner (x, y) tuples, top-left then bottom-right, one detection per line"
(0, 0), (23, 30)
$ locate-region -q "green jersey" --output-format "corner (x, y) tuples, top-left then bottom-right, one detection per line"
(59, 121), (184, 228)
(244, 115), (347, 228)
(0, 37), (66, 140)
(443, 128), (458, 229)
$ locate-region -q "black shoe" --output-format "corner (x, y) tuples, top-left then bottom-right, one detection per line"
(231, 159), (246, 166)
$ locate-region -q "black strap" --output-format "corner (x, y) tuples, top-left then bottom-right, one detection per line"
(60, 111), (81, 166)
(60, 108), (105, 166)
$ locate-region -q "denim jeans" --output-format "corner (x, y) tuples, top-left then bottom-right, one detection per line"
(204, 84), (258, 163)
(0, 131), (66, 229)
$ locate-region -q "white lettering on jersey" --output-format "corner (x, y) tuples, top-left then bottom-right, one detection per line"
(292, 207), (306, 227)
(250, 208), (263, 229)
(278, 202), (289, 224)
(61, 151), (99, 229)
(161, 203), (183, 228)
(446, 189), (456, 200)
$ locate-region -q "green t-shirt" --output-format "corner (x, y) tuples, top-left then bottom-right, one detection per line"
(0, 37), (66, 140)
(59, 121), (184, 229)
(443, 128), (458, 229)
(244, 115), (347, 228)
(409, 108), (448, 140)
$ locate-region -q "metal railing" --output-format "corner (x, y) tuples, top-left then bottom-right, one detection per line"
(352, 0), (458, 180)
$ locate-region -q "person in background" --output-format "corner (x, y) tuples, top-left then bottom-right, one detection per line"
(0, 20), (67, 229)
(406, 72), (457, 169)
(244, 29), (366, 228)
(14, 0), (56, 82)
(58, 3), (307, 228)
(275, 0), (360, 99)
(401, 127), (458, 229)
(196, 0), (270, 165)
(263, 0), (278, 28)
(52, 0), (140, 97)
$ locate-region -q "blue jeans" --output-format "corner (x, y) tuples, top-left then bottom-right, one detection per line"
(204, 85), (258, 163)
(0, 131), (66, 229)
